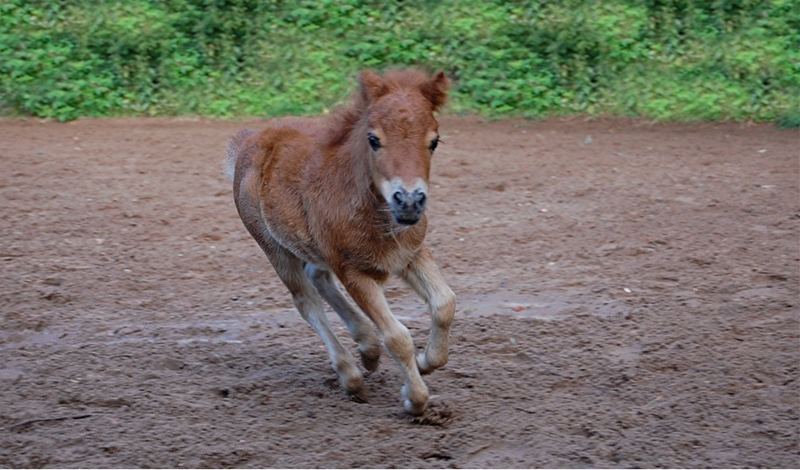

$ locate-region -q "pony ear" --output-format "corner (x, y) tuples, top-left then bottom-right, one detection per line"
(420, 71), (450, 110)
(359, 70), (388, 103)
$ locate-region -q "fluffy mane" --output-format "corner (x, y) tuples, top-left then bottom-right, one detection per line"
(324, 68), (448, 148)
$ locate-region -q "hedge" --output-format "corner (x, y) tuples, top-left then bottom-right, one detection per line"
(1, 0), (798, 122)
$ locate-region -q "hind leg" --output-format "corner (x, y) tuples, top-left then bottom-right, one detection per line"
(305, 264), (382, 372)
(232, 170), (362, 396)
(291, 283), (365, 396)
(265, 247), (364, 396)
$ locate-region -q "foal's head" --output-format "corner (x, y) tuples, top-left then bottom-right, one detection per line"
(357, 69), (450, 226)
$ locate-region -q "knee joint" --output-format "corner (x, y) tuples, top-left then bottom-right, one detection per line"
(383, 326), (414, 357)
(432, 294), (456, 328)
(304, 264), (326, 283)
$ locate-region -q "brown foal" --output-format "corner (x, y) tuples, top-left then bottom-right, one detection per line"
(226, 69), (456, 415)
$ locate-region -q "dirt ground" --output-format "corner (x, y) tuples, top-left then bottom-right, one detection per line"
(0, 116), (798, 468)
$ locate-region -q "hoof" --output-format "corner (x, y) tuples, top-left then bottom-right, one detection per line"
(335, 359), (364, 397)
(416, 351), (447, 375)
(401, 383), (428, 416)
(416, 352), (432, 375)
(340, 372), (364, 396)
(360, 347), (381, 373)
(404, 398), (427, 416)
(348, 385), (368, 404)
(416, 352), (437, 375)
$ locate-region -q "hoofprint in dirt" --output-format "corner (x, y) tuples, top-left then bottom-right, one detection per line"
(0, 117), (797, 468)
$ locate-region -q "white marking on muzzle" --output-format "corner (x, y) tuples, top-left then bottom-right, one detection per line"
(380, 177), (428, 204)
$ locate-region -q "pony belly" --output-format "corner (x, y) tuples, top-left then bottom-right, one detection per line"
(260, 217), (325, 266)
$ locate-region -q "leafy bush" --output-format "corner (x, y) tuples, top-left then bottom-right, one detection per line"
(1, 0), (798, 121)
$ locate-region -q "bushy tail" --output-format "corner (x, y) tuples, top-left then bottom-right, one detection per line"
(224, 129), (255, 181)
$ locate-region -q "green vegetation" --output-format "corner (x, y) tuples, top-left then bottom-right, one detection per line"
(1, 0), (798, 122)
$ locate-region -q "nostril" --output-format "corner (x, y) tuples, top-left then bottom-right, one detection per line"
(413, 191), (427, 210)
(392, 190), (405, 206)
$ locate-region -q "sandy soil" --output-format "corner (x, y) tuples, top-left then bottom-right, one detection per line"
(0, 116), (798, 468)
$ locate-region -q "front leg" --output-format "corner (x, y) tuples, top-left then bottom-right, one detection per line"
(338, 270), (429, 415)
(401, 247), (456, 375)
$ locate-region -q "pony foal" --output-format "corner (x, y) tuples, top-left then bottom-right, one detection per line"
(226, 69), (455, 415)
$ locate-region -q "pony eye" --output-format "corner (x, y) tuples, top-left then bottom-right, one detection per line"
(367, 134), (381, 151)
(429, 136), (439, 152)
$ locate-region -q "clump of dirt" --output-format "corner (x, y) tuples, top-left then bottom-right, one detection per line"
(407, 398), (455, 427)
